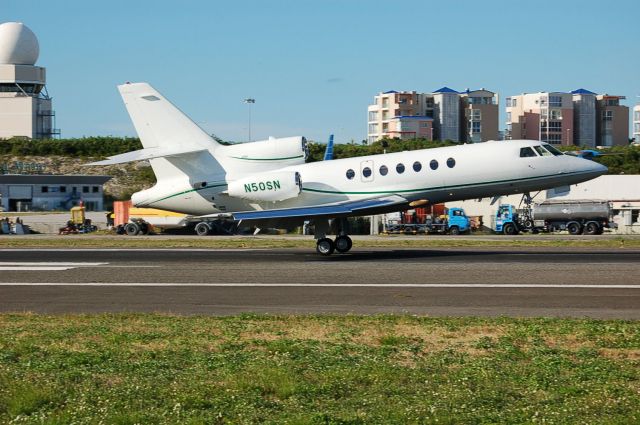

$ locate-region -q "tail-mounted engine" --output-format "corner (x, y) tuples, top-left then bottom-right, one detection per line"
(227, 171), (302, 202)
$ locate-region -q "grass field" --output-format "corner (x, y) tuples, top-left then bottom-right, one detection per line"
(1, 314), (639, 424)
(1, 234), (640, 249)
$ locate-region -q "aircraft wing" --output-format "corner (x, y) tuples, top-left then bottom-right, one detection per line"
(229, 195), (408, 221)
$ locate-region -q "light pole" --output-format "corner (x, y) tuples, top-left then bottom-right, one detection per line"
(244, 98), (255, 141)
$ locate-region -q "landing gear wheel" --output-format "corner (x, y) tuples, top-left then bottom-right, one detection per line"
(503, 223), (518, 235)
(125, 222), (140, 236)
(195, 222), (211, 236)
(567, 222), (582, 235)
(334, 235), (353, 253)
(316, 238), (335, 256)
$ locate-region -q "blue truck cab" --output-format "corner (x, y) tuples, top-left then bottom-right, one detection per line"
(445, 207), (471, 235)
(494, 204), (519, 235)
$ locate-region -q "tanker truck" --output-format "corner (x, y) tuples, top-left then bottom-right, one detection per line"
(494, 200), (614, 235)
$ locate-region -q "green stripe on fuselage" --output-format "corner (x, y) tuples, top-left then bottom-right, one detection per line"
(146, 183), (228, 205)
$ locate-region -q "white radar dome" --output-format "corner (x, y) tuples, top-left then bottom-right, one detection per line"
(0, 22), (40, 65)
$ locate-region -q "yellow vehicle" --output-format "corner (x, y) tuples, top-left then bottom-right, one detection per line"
(120, 206), (235, 236)
(59, 205), (97, 234)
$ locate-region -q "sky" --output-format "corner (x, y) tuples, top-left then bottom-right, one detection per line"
(3, 0), (640, 143)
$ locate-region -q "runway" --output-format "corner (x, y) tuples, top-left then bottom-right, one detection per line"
(0, 247), (639, 318)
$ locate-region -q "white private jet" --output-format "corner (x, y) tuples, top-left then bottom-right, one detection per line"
(90, 83), (607, 255)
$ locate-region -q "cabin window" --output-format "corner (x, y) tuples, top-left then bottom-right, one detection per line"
(413, 161), (422, 172)
(379, 165), (388, 176)
(447, 158), (456, 168)
(430, 159), (439, 170)
(534, 146), (553, 157)
(362, 167), (372, 178)
(346, 169), (355, 180)
(542, 144), (564, 156)
(519, 147), (537, 158)
(396, 163), (405, 174)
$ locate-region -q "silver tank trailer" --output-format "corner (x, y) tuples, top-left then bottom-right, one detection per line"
(533, 200), (611, 221)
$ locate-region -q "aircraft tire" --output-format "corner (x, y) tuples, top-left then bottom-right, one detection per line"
(125, 222), (140, 236)
(335, 235), (353, 253)
(316, 238), (335, 256)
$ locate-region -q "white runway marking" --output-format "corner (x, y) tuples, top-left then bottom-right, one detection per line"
(0, 262), (107, 271)
(0, 262), (108, 266)
(0, 267), (77, 271)
(0, 249), (262, 252)
(0, 283), (639, 289)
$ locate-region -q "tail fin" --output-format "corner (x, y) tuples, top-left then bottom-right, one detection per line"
(118, 82), (217, 151)
(112, 82), (225, 184)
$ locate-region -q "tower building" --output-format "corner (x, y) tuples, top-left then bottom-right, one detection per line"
(0, 22), (59, 139)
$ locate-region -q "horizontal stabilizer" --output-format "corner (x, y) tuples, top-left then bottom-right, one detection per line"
(85, 147), (207, 166)
(228, 195), (407, 221)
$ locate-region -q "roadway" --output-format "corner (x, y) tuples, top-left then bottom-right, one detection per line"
(0, 247), (639, 318)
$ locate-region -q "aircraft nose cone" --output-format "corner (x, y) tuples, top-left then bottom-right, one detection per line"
(586, 160), (608, 177)
(579, 157), (608, 180)
(563, 155), (607, 185)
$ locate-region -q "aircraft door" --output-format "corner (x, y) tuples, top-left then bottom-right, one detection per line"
(360, 160), (374, 183)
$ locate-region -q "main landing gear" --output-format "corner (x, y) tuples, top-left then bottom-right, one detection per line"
(314, 218), (353, 256)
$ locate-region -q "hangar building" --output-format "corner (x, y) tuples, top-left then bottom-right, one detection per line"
(0, 174), (110, 212)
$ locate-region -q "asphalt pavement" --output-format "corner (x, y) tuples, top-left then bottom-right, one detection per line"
(0, 247), (639, 318)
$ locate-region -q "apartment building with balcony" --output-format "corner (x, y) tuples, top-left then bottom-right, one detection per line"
(387, 116), (433, 140)
(367, 91), (426, 143)
(460, 89), (499, 143)
(597, 94), (629, 147)
(367, 87), (498, 144)
(505, 92), (574, 145)
(506, 89), (629, 147)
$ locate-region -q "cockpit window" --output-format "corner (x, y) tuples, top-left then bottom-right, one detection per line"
(542, 144), (564, 156)
(534, 146), (553, 157)
(520, 147), (537, 158)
